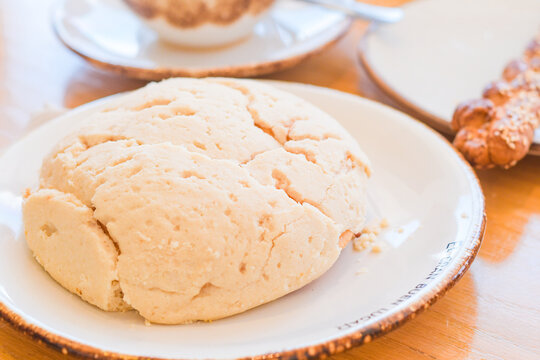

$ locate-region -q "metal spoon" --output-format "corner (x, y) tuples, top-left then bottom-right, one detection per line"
(297, 0), (404, 23)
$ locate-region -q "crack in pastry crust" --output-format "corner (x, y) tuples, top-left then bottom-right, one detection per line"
(22, 189), (131, 311)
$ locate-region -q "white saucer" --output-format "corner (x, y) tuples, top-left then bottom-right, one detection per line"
(52, 0), (351, 79)
(0, 81), (485, 359)
(360, 0), (540, 155)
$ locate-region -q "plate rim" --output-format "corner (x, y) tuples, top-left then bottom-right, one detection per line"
(357, 17), (540, 156)
(0, 80), (486, 360)
(51, 0), (352, 80)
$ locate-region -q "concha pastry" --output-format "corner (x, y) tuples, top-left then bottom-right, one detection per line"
(23, 78), (371, 324)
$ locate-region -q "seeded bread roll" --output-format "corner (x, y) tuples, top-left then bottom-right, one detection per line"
(452, 34), (540, 169)
(23, 78), (371, 324)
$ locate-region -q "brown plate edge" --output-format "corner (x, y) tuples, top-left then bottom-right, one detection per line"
(0, 84), (487, 360)
(51, 8), (352, 81)
(357, 28), (540, 157)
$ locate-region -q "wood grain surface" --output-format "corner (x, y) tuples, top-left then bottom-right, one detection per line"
(0, 0), (539, 359)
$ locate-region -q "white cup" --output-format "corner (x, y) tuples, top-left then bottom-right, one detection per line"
(123, 0), (276, 48)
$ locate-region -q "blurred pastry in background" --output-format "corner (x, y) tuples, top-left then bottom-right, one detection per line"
(123, 0), (275, 47)
(452, 33), (540, 169)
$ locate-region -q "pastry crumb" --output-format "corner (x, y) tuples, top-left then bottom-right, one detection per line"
(23, 188), (32, 199)
(461, 213), (468, 219)
(371, 243), (386, 253)
(353, 233), (377, 251)
(355, 267), (368, 275)
(353, 218), (389, 252)
(144, 319), (152, 326)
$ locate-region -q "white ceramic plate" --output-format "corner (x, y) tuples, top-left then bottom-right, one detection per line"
(52, 0), (350, 79)
(359, 0), (540, 155)
(0, 81), (485, 360)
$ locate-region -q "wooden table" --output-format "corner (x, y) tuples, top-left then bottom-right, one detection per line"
(1, 1), (539, 359)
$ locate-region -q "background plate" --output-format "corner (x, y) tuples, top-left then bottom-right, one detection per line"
(360, 0), (540, 155)
(53, 0), (351, 79)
